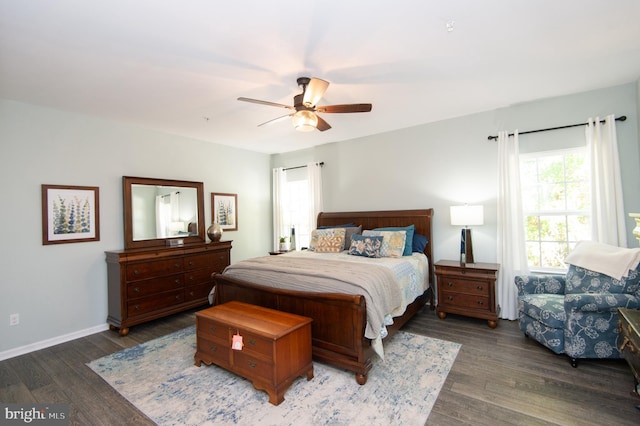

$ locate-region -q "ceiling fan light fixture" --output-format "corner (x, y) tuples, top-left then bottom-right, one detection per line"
(292, 110), (317, 132)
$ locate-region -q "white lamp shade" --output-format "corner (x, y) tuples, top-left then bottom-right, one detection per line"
(450, 205), (484, 226)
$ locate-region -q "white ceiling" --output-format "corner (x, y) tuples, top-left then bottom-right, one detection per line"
(1, 1), (640, 154)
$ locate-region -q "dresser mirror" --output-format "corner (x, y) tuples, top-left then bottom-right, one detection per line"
(123, 176), (205, 249)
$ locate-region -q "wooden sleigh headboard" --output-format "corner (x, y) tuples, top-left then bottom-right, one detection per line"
(316, 208), (435, 287)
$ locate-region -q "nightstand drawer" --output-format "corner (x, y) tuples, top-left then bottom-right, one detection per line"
(440, 291), (490, 310)
(439, 278), (490, 296)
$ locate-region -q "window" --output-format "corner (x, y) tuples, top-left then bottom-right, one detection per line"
(281, 177), (310, 249)
(520, 148), (590, 271)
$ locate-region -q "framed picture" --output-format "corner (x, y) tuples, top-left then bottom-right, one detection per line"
(42, 184), (100, 245)
(211, 193), (238, 231)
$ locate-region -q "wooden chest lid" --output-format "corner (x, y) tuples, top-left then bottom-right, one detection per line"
(196, 301), (312, 339)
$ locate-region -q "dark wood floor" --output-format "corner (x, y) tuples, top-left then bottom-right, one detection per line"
(1, 306), (638, 425)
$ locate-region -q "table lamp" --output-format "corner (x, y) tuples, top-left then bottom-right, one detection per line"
(450, 205), (484, 264)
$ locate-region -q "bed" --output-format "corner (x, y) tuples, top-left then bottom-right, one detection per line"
(211, 208), (434, 385)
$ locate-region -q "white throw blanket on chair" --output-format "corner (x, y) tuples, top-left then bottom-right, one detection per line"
(564, 240), (640, 280)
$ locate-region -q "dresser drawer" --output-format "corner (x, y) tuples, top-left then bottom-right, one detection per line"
(127, 274), (183, 298)
(211, 251), (231, 272)
(127, 289), (184, 317)
(440, 291), (490, 310)
(126, 258), (183, 281)
(185, 282), (213, 302)
(185, 267), (215, 287)
(439, 277), (490, 296)
(185, 252), (215, 270)
(233, 350), (274, 382)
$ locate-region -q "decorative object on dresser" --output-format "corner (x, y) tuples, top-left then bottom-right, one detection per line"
(206, 222), (223, 242)
(194, 301), (313, 405)
(618, 307), (640, 405)
(106, 176), (232, 336)
(435, 259), (500, 328)
(211, 192), (238, 231)
(41, 184), (100, 245)
(449, 204), (484, 264)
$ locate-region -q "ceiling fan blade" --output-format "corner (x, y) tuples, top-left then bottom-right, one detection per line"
(238, 97), (294, 110)
(303, 78), (329, 107)
(316, 115), (331, 132)
(257, 113), (292, 127)
(316, 103), (372, 113)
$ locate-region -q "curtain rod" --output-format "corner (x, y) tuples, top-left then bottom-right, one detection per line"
(487, 115), (627, 141)
(283, 161), (324, 171)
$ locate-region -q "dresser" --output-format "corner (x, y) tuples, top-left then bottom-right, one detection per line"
(194, 301), (313, 405)
(106, 241), (231, 336)
(434, 259), (500, 328)
(618, 308), (640, 399)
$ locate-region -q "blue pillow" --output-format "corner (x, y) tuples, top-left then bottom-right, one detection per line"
(412, 233), (428, 253)
(348, 234), (383, 258)
(374, 224), (414, 256)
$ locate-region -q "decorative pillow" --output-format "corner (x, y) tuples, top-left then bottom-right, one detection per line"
(374, 225), (415, 256)
(362, 230), (406, 258)
(348, 234), (383, 258)
(308, 228), (346, 251)
(412, 233), (428, 253)
(315, 235), (346, 253)
(342, 225), (362, 249)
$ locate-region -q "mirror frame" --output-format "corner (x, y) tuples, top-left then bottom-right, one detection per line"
(123, 176), (206, 250)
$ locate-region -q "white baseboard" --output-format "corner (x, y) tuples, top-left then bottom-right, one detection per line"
(0, 323), (110, 362)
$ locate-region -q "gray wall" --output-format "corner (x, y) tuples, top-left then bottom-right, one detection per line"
(0, 99), (272, 356)
(272, 82), (640, 266)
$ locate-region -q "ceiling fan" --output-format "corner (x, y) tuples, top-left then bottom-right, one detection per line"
(237, 77), (372, 132)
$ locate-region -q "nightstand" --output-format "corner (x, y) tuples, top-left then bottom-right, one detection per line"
(434, 259), (500, 328)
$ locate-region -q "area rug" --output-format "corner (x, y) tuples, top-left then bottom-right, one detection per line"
(87, 326), (460, 426)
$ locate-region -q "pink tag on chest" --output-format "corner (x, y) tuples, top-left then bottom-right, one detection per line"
(232, 333), (243, 350)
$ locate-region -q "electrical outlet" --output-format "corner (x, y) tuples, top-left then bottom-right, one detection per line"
(9, 313), (19, 326)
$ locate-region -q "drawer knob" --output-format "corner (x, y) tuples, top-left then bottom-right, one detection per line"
(477, 301), (484, 306)
(476, 285), (484, 291)
(134, 305), (139, 311)
(247, 338), (257, 347)
(174, 263), (180, 269)
(447, 282), (453, 287)
(248, 360), (257, 369)
(189, 276), (194, 281)
(189, 291), (194, 296)
(210, 325), (217, 332)
(133, 269), (140, 275)
(175, 279), (181, 285)
(209, 345), (218, 353)
(133, 287), (140, 293)
(175, 295), (181, 300)
(189, 261), (194, 266)
(447, 296), (454, 301)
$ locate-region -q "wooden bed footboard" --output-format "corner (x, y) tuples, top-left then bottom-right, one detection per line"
(212, 273), (430, 385)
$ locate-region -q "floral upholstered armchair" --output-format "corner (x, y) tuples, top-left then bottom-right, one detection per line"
(514, 242), (640, 367)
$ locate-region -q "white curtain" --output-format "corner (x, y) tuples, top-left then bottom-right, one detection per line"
(496, 130), (529, 320)
(586, 115), (627, 247)
(272, 167), (287, 251)
(307, 162), (324, 229)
